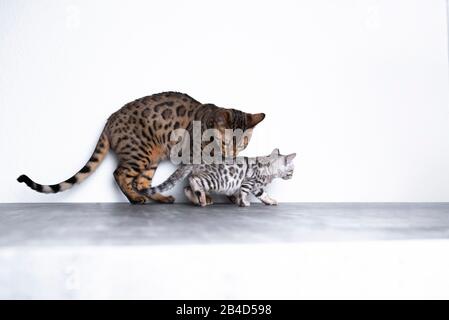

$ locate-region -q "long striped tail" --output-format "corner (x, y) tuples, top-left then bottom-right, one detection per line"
(139, 165), (192, 196)
(17, 129), (110, 194)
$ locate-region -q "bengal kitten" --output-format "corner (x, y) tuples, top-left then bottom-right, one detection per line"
(139, 148), (296, 207)
(17, 92), (265, 204)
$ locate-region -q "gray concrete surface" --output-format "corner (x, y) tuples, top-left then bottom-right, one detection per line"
(1, 203), (449, 299)
(1, 203), (449, 246)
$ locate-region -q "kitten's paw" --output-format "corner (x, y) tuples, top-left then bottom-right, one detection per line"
(263, 198), (278, 205)
(239, 200), (251, 207)
(205, 195), (214, 205)
(184, 187), (200, 205)
(199, 197), (210, 207)
(260, 194), (278, 205)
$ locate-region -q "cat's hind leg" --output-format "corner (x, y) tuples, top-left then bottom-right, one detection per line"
(134, 163), (175, 203)
(238, 192), (251, 207)
(184, 186), (199, 205)
(238, 182), (254, 207)
(114, 166), (149, 204)
(115, 141), (174, 203)
(185, 186), (213, 206)
(188, 177), (208, 207)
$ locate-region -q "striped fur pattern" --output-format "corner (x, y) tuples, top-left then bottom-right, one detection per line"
(140, 148), (296, 207)
(17, 92), (265, 204)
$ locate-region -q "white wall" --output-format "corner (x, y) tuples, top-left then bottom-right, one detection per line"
(1, 0), (448, 203)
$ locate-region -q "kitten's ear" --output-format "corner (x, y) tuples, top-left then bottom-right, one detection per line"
(271, 148), (280, 156)
(285, 153), (297, 163)
(246, 113), (265, 128)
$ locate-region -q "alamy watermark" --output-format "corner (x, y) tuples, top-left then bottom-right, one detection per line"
(168, 121), (265, 165)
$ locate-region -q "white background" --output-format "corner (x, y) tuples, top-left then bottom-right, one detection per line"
(1, 0), (448, 203)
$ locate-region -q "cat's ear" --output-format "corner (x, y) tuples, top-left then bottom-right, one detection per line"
(271, 148), (280, 156)
(285, 153), (297, 163)
(246, 113), (265, 128)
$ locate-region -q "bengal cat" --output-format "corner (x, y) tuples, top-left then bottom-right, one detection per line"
(17, 92), (265, 204)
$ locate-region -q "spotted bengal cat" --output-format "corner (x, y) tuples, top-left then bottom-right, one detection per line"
(17, 91), (265, 204)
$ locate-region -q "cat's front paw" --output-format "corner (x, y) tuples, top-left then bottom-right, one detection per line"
(239, 199), (251, 207)
(262, 198), (278, 206)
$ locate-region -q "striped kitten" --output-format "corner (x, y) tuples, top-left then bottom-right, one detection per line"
(140, 148), (296, 207)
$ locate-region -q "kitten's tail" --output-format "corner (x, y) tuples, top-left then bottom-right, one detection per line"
(139, 165), (193, 196)
(17, 129), (110, 194)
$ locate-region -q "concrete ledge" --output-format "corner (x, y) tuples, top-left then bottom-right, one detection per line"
(1, 203), (449, 299)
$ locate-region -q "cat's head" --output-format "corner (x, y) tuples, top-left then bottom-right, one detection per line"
(268, 148), (296, 180)
(200, 104), (265, 157)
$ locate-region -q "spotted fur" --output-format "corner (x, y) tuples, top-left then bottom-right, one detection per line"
(140, 148), (296, 207)
(17, 91), (265, 204)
